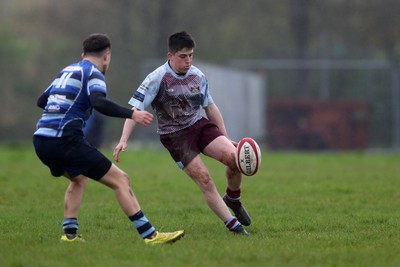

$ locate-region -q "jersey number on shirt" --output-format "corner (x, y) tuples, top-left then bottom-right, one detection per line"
(55, 72), (73, 89)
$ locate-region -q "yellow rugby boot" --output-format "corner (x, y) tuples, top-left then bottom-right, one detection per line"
(144, 230), (185, 245)
(60, 234), (86, 243)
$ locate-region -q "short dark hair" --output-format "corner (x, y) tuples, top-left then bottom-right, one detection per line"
(168, 31), (196, 53)
(82, 33), (111, 56)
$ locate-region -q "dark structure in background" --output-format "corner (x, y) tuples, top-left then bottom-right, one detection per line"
(268, 100), (368, 150)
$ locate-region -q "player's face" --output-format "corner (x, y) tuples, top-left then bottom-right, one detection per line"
(168, 48), (193, 74)
(102, 49), (111, 74)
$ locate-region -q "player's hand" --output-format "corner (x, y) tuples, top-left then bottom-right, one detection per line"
(132, 110), (153, 126)
(231, 140), (238, 147)
(113, 142), (127, 162)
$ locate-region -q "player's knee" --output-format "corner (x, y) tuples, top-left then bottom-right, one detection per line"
(116, 170), (131, 187)
(225, 153), (239, 172)
(196, 173), (215, 191)
(102, 168), (132, 190)
(72, 175), (89, 187)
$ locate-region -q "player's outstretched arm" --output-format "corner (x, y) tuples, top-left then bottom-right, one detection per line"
(131, 108), (153, 127)
(205, 103), (228, 137)
(114, 108), (153, 162)
(205, 103), (238, 146)
(114, 118), (136, 162)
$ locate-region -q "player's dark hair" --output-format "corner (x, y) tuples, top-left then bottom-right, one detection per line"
(168, 31), (196, 53)
(83, 33), (111, 56)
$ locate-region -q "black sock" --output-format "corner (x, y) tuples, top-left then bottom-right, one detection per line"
(62, 218), (78, 235)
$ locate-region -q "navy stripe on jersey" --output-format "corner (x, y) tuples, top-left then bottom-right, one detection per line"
(133, 91), (145, 102)
(34, 60), (107, 138)
(90, 71), (104, 80)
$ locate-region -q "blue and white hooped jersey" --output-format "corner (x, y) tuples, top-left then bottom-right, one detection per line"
(128, 61), (214, 135)
(34, 60), (107, 138)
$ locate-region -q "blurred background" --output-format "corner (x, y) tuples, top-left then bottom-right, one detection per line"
(1, 0), (399, 151)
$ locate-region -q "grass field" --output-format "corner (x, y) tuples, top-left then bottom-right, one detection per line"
(1, 143), (400, 267)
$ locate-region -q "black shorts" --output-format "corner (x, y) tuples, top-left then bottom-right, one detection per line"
(33, 135), (111, 180)
(160, 118), (224, 169)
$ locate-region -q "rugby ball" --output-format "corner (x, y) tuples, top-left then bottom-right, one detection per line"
(235, 137), (261, 176)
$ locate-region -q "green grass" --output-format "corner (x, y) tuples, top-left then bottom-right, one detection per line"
(1, 143), (400, 267)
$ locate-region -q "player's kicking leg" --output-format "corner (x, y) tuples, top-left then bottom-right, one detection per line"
(204, 136), (252, 226)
